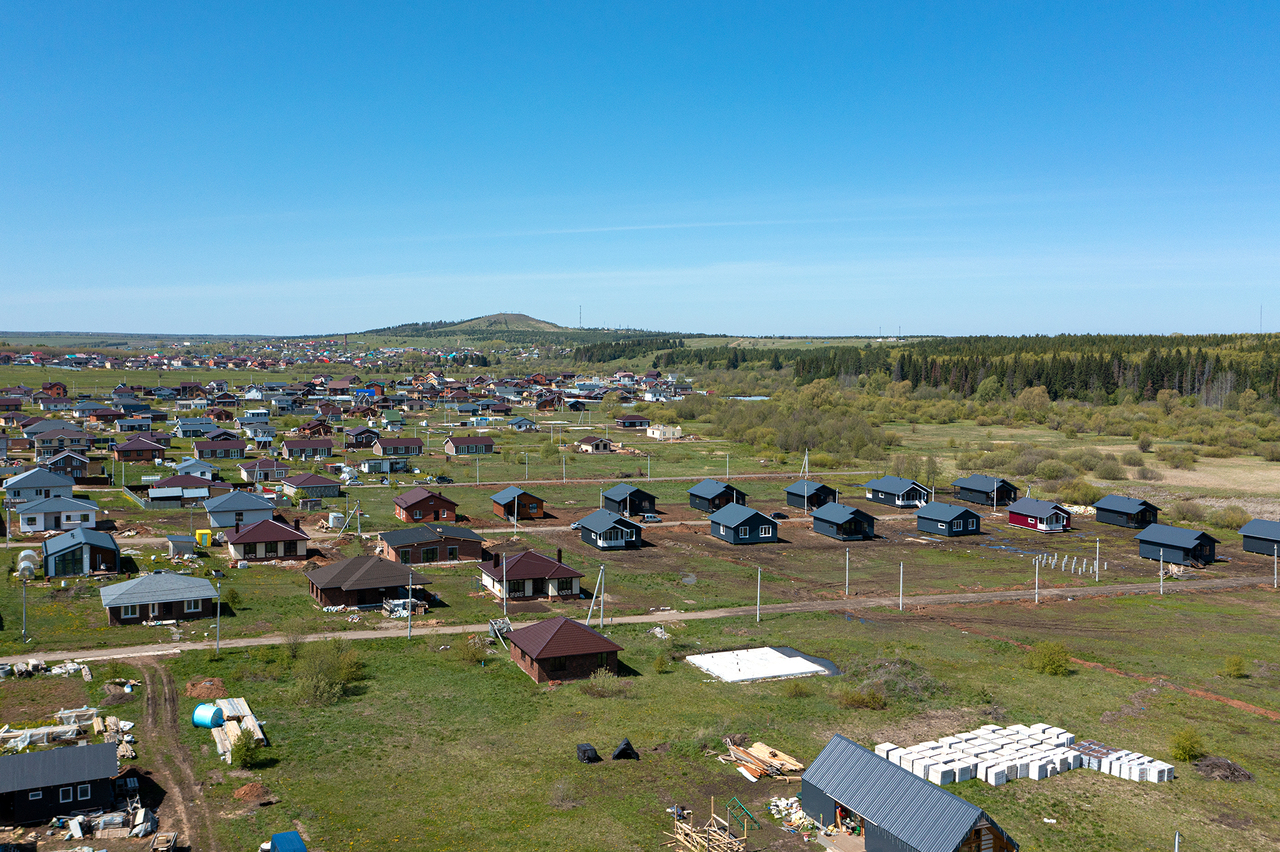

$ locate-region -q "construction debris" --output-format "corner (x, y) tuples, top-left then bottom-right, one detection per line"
(717, 740), (805, 780)
(662, 813), (746, 852)
(207, 696), (267, 762)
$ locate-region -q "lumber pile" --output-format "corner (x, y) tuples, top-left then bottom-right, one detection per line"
(662, 815), (746, 852)
(209, 696), (266, 763)
(718, 740), (804, 781)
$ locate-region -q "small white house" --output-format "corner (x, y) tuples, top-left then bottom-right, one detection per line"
(17, 496), (100, 533)
(646, 424), (683, 440)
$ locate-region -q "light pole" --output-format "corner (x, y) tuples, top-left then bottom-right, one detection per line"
(407, 568), (413, 639)
(215, 581), (221, 655)
(522, 452), (529, 481)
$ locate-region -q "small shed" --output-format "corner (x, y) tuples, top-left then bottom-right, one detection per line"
(1238, 518), (1280, 557)
(916, 502), (983, 537)
(687, 478), (747, 513)
(167, 535), (197, 558)
(784, 479), (836, 512)
(491, 486), (546, 520)
(863, 476), (930, 509)
(1093, 495), (1160, 529)
(602, 483), (657, 516)
(811, 503), (875, 541)
(506, 615), (623, 683)
(270, 831), (309, 852)
(0, 742), (119, 824)
(707, 504), (777, 545)
(1007, 497), (1072, 533)
(1134, 524), (1218, 566)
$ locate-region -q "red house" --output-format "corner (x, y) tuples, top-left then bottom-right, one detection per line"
(1007, 497), (1072, 533)
(393, 487), (458, 523)
(374, 437), (423, 457)
(506, 616), (622, 684)
(112, 436), (166, 462)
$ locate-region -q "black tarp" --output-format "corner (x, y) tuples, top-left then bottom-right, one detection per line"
(576, 743), (600, 763)
(611, 738), (640, 761)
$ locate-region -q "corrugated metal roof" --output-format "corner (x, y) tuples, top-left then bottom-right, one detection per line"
(2, 467), (75, 490)
(1134, 523), (1218, 549)
(100, 572), (216, 608)
(17, 496), (99, 514)
(784, 479), (832, 497)
(863, 475), (926, 494)
(1093, 495), (1158, 514)
(305, 556), (430, 591)
(951, 474), (1014, 492)
(578, 508), (639, 534)
(687, 478), (735, 499)
(805, 736), (996, 852)
(915, 502), (978, 523)
(602, 483), (654, 501)
(1007, 497), (1070, 519)
(203, 491), (274, 512)
(378, 524), (483, 546)
(707, 503), (768, 527)
(0, 742), (119, 794)
(1238, 518), (1280, 542)
(43, 528), (119, 557)
(811, 503), (873, 525)
(491, 486), (531, 505)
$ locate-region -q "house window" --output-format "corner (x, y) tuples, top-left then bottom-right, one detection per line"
(78, 783), (91, 800)
(759, 526), (773, 537)
(508, 580), (523, 596)
(399, 548), (413, 563)
(545, 656), (567, 671)
(184, 599), (201, 613)
(597, 653), (609, 668)
(557, 578), (574, 594)
(28, 791), (42, 800)
(243, 542), (258, 557)
(953, 521), (962, 531)
(447, 546), (458, 559)
(738, 526), (749, 537)
(149, 603), (161, 617)
(234, 512), (244, 523)
(968, 519), (977, 530)
(121, 604), (138, 618)
(61, 786), (74, 803)
(265, 541), (278, 556)
(719, 524), (727, 535)
(424, 547), (438, 561)
(24, 517), (35, 526)
(413, 510), (421, 519)
(939, 522), (947, 529)
(284, 540), (298, 556)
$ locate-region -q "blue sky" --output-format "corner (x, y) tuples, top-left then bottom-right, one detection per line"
(3, 2), (1279, 337)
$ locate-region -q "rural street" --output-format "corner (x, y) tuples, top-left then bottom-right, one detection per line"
(2, 573), (1270, 667)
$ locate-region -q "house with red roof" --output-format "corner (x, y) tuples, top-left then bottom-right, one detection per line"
(226, 518), (310, 562)
(506, 616), (622, 683)
(481, 550), (582, 600)
(393, 487), (457, 523)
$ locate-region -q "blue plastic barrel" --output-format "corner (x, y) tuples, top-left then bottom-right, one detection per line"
(191, 703), (224, 728)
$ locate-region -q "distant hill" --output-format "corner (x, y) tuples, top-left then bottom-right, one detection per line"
(363, 313), (565, 337)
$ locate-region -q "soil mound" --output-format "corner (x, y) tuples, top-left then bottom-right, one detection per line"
(1193, 756), (1254, 782)
(233, 782), (271, 802)
(101, 683), (135, 707)
(185, 677), (229, 700)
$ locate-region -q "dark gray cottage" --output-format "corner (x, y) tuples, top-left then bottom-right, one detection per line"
(1134, 524), (1218, 566)
(915, 502), (983, 537)
(1239, 518), (1280, 557)
(602, 483), (657, 516)
(862, 476), (930, 509)
(811, 502), (875, 541)
(686, 478), (747, 513)
(1093, 495), (1160, 529)
(951, 473), (1019, 507)
(0, 742), (118, 824)
(707, 503), (777, 545)
(784, 479), (837, 512)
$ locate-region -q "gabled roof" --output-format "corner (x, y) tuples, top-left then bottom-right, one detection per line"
(687, 478), (739, 499)
(491, 485), (539, 505)
(42, 527), (119, 557)
(1007, 497), (1071, 519)
(578, 508), (640, 534)
(19, 496), (99, 515)
(226, 518), (310, 544)
(1239, 518), (1280, 543)
(280, 438), (333, 448)
(3, 467), (75, 490)
(506, 615), (622, 660)
(446, 435), (494, 447)
(378, 524), (484, 547)
(784, 479), (833, 497)
(576, 434), (609, 445)
(812, 502), (875, 525)
(282, 473), (340, 488)
(151, 474), (212, 489)
(238, 457), (291, 471)
(805, 735), (1015, 852)
(115, 435), (164, 451)
(393, 487), (458, 509)
(100, 571), (216, 608)
(0, 742), (119, 794)
(375, 437), (422, 448)
(305, 556), (430, 591)
(1134, 523), (1219, 549)
(204, 491), (274, 513)
(863, 475), (927, 494)
(480, 550), (584, 582)
(707, 503), (770, 527)
(915, 501), (980, 523)
(1093, 494), (1159, 514)
(602, 483), (655, 501)
(951, 473), (1016, 492)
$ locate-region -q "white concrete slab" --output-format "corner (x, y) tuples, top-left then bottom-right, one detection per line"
(684, 647), (827, 682)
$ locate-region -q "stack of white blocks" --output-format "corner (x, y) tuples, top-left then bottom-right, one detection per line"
(875, 724), (1171, 788)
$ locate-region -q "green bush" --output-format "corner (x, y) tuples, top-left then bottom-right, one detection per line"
(1135, 466), (1164, 481)
(1221, 655), (1248, 679)
(291, 638), (363, 706)
(1055, 478), (1103, 506)
(1121, 450), (1145, 467)
(835, 686), (888, 710)
(652, 654), (671, 675)
(230, 732), (263, 768)
(1166, 501), (1207, 524)
(1035, 459), (1075, 480)
(579, 668), (629, 698)
(1261, 443), (1280, 462)
(780, 679), (812, 698)
(1136, 434), (1153, 452)
(1095, 459), (1127, 481)
(1170, 727), (1205, 762)
(1024, 641), (1071, 676)
(282, 617), (309, 660)
(1208, 505), (1251, 530)
(223, 587), (242, 609)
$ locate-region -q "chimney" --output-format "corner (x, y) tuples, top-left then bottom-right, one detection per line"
(294, 518), (301, 531)
(234, 521), (240, 534)
(556, 548), (562, 565)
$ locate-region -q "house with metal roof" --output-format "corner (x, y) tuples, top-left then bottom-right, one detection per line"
(481, 550), (583, 600)
(491, 486), (546, 520)
(578, 508), (642, 550)
(1007, 497), (1072, 533)
(226, 518), (310, 562)
(16, 495), (99, 533)
(708, 503), (777, 545)
(687, 478), (747, 513)
(305, 555), (431, 608)
(393, 487), (458, 523)
(176, 457), (217, 480)
(281, 473), (341, 499)
(812, 503), (876, 541)
(2, 467), (74, 501)
(238, 457), (291, 482)
(0, 742), (119, 824)
(863, 476), (931, 509)
(204, 490), (275, 529)
(506, 615), (623, 683)
(1134, 524), (1218, 566)
(916, 502), (983, 537)
(802, 735), (1018, 852)
(951, 474), (1019, 507)
(443, 435), (494, 456)
(602, 483), (657, 516)
(1239, 518), (1280, 556)
(1092, 494), (1160, 529)
(377, 524), (486, 564)
(784, 479), (837, 512)
(100, 571), (216, 625)
(42, 528), (120, 577)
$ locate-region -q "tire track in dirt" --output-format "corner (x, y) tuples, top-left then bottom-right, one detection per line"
(946, 623), (1280, 722)
(138, 656), (222, 852)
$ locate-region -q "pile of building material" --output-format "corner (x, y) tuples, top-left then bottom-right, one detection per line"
(661, 814), (746, 852)
(209, 697), (267, 762)
(1069, 739), (1174, 782)
(876, 724), (1171, 787)
(718, 741), (805, 782)
(0, 721), (84, 750)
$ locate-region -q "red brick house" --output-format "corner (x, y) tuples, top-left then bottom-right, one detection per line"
(490, 486), (546, 520)
(281, 439), (333, 460)
(377, 525), (484, 564)
(506, 616), (622, 684)
(41, 381), (67, 398)
(112, 435), (166, 462)
(393, 487), (458, 523)
(193, 438), (247, 460)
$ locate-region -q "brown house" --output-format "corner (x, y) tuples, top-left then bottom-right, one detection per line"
(377, 525), (485, 564)
(443, 435), (494, 456)
(112, 435), (166, 462)
(490, 486), (546, 520)
(393, 487), (458, 523)
(506, 616), (622, 684)
(193, 438), (247, 459)
(344, 426), (380, 449)
(374, 437), (423, 457)
(305, 555), (431, 608)
(281, 439), (333, 460)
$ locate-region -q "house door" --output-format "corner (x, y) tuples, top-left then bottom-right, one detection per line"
(532, 579), (546, 596)
(53, 514), (62, 530)
(433, 510), (439, 521)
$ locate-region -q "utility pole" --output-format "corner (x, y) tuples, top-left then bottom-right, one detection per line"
(1160, 549), (1164, 595)
(899, 562), (904, 611)
(407, 567), (413, 639)
(1035, 559), (1039, 604)
(756, 568), (761, 623)
(845, 548), (849, 596)
(215, 581), (221, 655)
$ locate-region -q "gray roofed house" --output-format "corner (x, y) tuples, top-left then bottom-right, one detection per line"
(803, 735), (1018, 852)
(951, 473), (1019, 507)
(100, 571), (216, 625)
(305, 555), (431, 608)
(784, 479), (837, 511)
(2, 467), (75, 501)
(1007, 497), (1072, 532)
(578, 508), (642, 550)
(42, 527), (120, 576)
(687, 478), (747, 513)
(1239, 518), (1280, 556)
(812, 502), (876, 541)
(602, 483), (657, 515)
(1093, 495), (1160, 529)
(1134, 523), (1218, 566)
(204, 490), (275, 528)
(863, 475), (931, 509)
(377, 523), (486, 563)
(915, 501), (983, 537)
(0, 742), (119, 824)
(707, 503), (777, 545)
(16, 495), (99, 533)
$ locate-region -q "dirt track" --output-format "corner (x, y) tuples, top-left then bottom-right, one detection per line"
(137, 656), (220, 852)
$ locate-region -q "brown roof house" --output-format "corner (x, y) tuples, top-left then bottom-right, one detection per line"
(238, 457), (291, 482)
(443, 435), (494, 456)
(280, 439), (334, 460)
(281, 473), (341, 499)
(481, 550), (582, 600)
(507, 616), (622, 683)
(393, 487), (458, 523)
(306, 555), (431, 608)
(374, 437), (423, 457)
(226, 518), (310, 562)
(113, 435), (166, 462)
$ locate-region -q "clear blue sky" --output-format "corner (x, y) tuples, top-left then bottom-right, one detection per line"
(3, 2), (1278, 337)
